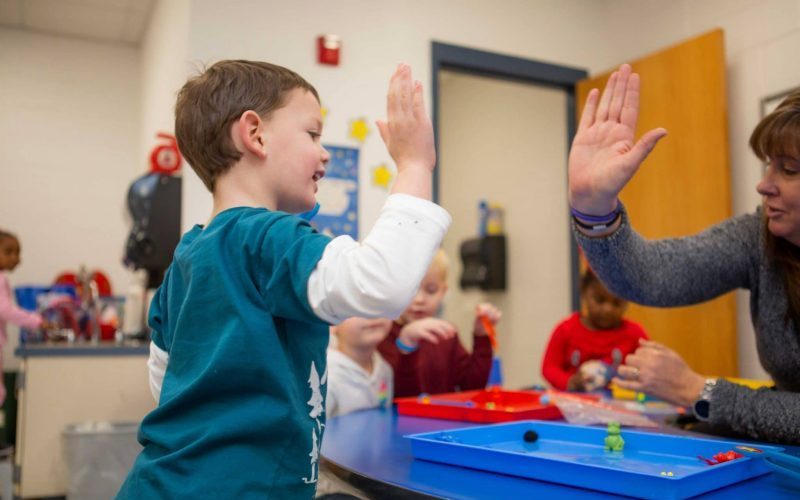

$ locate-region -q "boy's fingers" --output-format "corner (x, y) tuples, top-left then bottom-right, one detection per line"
(386, 64), (405, 118)
(398, 67), (413, 116)
(376, 120), (389, 145)
(412, 80), (425, 118)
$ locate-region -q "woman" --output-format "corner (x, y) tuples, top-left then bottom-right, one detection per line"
(569, 64), (800, 444)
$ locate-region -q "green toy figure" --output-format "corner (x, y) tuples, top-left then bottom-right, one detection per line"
(604, 421), (625, 452)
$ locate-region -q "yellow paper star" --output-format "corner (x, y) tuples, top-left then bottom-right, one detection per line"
(349, 118), (370, 143)
(321, 106), (329, 122)
(372, 163), (393, 189)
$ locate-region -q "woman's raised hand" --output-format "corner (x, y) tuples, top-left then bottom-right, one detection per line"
(568, 64), (668, 215)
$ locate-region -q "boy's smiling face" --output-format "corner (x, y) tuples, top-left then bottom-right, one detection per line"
(262, 88), (330, 213)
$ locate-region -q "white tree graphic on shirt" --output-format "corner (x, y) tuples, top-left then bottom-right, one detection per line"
(302, 361), (327, 484)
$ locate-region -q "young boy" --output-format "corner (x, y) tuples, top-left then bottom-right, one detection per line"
(117, 61), (450, 498)
(377, 249), (501, 397)
(541, 269), (649, 391)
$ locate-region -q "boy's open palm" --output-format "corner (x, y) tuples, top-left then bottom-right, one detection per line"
(376, 64), (436, 174)
(568, 64), (667, 215)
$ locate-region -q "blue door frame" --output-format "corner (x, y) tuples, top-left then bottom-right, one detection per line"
(431, 41), (587, 311)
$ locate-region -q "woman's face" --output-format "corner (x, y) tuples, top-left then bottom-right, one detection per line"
(757, 155), (800, 246)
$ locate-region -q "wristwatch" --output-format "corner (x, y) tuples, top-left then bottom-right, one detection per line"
(692, 378), (717, 421)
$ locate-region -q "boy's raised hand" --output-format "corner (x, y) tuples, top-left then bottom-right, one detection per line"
(377, 63), (436, 200)
(568, 64), (668, 216)
(398, 317), (456, 349)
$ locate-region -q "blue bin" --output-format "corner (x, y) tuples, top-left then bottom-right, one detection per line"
(14, 285), (77, 344)
(14, 285), (77, 312)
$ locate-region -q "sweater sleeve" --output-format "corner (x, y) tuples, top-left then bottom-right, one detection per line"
(541, 323), (571, 391)
(452, 332), (492, 391)
(710, 379), (800, 444)
(574, 207), (758, 307)
(0, 276), (42, 329)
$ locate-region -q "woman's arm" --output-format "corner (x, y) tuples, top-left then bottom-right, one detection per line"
(575, 208), (758, 307)
(711, 380), (800, 444)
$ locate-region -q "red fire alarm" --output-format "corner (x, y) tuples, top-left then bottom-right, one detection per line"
(317, 34), (341, 66)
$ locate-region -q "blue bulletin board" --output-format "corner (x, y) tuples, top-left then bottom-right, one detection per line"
(313, 145), (359, 239)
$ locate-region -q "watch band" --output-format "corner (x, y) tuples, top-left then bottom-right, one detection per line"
(693, 378), (717, 421)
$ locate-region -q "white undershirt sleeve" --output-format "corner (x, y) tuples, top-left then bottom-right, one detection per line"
(148, 341), (169, 402)
(308, 194), (451, 324)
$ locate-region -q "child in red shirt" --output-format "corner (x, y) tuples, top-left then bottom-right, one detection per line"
(377, 250), (501, 397)
(542, 269), (648, 391)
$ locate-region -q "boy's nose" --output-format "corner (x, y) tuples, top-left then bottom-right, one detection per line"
(320, 146), (331, 164)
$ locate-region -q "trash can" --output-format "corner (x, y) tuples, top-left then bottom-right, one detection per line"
(63, 422), (141, 499)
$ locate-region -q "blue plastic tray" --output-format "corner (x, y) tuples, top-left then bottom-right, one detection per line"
(407, 421), (783, 499)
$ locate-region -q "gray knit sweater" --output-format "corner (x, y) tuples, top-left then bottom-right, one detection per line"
(575, 206), (800, 444)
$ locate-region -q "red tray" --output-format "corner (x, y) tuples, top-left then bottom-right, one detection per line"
(395, 388), (562, 423)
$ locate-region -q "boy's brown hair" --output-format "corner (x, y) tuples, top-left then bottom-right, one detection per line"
(175, 60), (319, 191)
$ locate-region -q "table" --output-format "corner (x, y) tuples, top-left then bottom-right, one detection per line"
(320, 407), (800, 499)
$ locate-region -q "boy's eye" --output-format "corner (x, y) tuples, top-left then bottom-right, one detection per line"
(308, 131), (321, 139)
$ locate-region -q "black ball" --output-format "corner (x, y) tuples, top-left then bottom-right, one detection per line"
(523, 430), (538, 443)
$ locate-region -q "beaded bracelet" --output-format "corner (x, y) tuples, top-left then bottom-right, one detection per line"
(572, 212), (622, 232)
(395, 337), (418, 354)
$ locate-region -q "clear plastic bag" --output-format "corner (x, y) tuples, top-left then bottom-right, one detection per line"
(545, 391), (658, 427)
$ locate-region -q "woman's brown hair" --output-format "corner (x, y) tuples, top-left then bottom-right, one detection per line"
(750, 89), (800, 326)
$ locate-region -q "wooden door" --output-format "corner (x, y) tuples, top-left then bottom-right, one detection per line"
(576, 29), (738, 377)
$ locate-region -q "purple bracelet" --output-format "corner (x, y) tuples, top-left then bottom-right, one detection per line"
(570, 202), (620, 224)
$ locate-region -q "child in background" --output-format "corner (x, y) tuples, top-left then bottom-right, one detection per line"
(0, 231), (44, 407)
(378, 249), (501, 397)
(542, 269), (649, 391)
(118, 61), (450, 499)
(326, 317), (394, 418)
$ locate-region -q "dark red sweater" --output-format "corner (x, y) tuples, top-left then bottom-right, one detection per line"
(378, 321), (493, 397)
(541, 312), (648, 390)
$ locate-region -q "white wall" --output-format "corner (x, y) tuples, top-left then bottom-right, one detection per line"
(182, 0), (609, 233)
(0, 28), (140, 367)
(169, 0), (800, 380)
(138, 0), (199, 231)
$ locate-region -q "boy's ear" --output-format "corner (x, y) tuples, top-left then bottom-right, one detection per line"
(234, 110), (267, 159)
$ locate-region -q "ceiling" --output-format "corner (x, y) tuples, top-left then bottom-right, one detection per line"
(0, 0), (156, 45)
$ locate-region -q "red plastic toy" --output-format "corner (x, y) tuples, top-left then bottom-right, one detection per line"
(698, 450), (744, 465)
(395, 388), (562, 423)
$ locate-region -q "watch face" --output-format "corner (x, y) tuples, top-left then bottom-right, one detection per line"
(693, 399), (711, 420)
